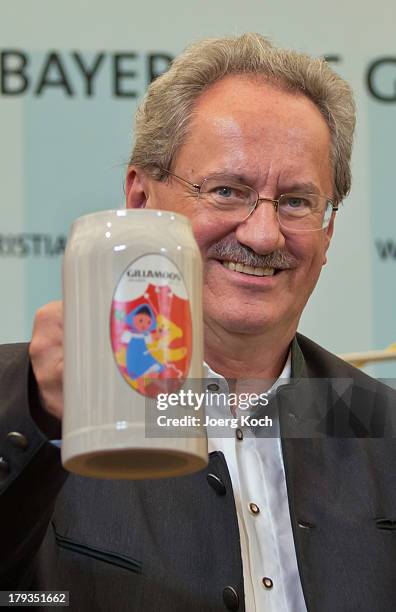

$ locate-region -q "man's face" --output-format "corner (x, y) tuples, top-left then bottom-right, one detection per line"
(127, 75), (334, 340)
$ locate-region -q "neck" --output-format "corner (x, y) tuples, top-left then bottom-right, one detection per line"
(204, 319), (296, 382)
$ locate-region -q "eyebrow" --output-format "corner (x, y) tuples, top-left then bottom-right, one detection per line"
(279, 181), (321, 194)
(203, 170), (251, 183)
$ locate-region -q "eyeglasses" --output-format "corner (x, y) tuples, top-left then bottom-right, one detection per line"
(160, 168), (338, 232)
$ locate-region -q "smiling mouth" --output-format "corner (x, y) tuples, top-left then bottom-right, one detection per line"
(220, 261), (276, 276)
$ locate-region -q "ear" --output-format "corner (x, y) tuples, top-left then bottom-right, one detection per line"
(125, 166), (149, 209)
(322, 212), (335, 265)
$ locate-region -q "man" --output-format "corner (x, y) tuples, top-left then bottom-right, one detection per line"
(1, 33), (396, 611)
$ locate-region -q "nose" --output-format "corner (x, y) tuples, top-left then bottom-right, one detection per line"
(235, 199), (285, 254)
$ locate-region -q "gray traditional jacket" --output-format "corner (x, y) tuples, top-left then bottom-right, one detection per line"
(1, 335), (396, 611)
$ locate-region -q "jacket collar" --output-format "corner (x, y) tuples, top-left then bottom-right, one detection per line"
(291, 334), (308, 380)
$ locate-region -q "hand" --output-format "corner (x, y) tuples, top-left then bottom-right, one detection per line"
(29, 301), (64, 422)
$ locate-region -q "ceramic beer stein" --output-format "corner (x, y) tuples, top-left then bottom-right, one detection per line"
(62, 209), (207, 479)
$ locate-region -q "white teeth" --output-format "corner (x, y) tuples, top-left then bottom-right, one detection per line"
(221, 261), (275, 276)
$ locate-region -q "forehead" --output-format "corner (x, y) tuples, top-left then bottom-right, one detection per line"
(174, 75), (332, 191)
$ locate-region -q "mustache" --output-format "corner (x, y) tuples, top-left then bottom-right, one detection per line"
(207, 238), (298, 269)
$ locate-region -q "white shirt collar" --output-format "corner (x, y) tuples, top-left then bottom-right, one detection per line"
(203, 350), (291, 396)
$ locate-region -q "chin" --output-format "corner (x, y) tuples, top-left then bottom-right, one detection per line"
(211, 313), (276, 335)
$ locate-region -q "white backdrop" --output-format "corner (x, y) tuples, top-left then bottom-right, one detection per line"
(1, 0), (395, 376)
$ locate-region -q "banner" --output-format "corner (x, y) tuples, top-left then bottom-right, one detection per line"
(1, 1), (395, 377)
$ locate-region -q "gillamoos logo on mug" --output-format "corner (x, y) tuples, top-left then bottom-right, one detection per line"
(110, 254), (192, 397)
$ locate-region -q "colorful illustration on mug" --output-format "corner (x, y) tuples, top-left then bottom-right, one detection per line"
(110, 256), (192, 397)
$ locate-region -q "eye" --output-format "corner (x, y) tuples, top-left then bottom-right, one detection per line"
(214, 185), (236, 198)
(285, 196), (307, 208)
(201, 177), (253, 208)
(208, 183), (248, 201)
(279, 194), (316, 214)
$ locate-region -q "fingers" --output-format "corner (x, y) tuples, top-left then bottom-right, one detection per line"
(29, 301), (64, 421)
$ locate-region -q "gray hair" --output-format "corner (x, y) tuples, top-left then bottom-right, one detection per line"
(129, 33), (356, 203)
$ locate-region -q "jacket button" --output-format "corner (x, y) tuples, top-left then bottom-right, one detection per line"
(207, 383), (220, 392)
(298, 520), (315, 530)
(7, 431), (28, 450)
(249, 502), (260, 515)
(207, 473), (226, 496)
(236, 428), (243, 441)
(0, 456), (10, 477)
(223, 586), (239, 610)
(262, 577), (273, 589)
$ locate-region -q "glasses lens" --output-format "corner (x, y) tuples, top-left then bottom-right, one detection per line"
(200, 177), (256, 220)
(277, 194), (332, 231)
